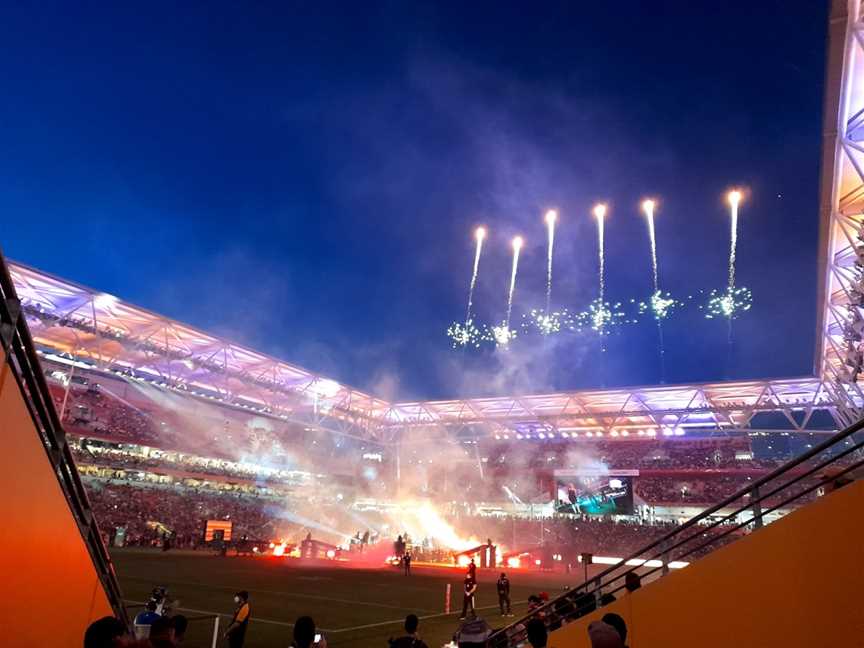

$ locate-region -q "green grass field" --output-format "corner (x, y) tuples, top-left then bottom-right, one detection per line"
(111, 548), (582, 648)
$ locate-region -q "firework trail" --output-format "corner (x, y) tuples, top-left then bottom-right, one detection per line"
(727, 191), (741, 295)
(593, 203), (607, 322)
(465, 227), (486, 325)
(724, 190), (743, 373)
(545, 210), (557, 313)
(643, 200), (660, 293)
(504, 236), (524, 333)
(593, 203), (608, 383)
(642, 199), (666, 382)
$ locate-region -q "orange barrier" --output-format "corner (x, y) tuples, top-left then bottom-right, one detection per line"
(550, 479), (864, 648)
(1, 350), (114, 647)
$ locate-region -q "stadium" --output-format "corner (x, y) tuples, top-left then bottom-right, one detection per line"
(3, 3), (864, 648)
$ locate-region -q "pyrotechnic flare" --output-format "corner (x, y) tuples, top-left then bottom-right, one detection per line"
(465, 226), (486, 325)
(504, 236), (523, 337)
(545, 210), (557, 313)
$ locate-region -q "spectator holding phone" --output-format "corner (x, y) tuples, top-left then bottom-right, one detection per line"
(292, 616), (326, 648)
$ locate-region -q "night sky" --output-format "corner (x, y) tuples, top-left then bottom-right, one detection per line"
(1, 2), (828, 401)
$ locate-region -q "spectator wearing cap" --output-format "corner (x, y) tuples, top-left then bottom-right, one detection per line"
(601, 613), (628, 648)
(453, 617), (492, 648)
(224, 591), (251, 648)
(133, 601), (160, 639)
(587, 620), (624, 648)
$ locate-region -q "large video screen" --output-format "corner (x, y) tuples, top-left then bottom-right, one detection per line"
(555, 475), (634, 516)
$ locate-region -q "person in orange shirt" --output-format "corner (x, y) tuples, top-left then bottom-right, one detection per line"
(224, 590), (251, 648)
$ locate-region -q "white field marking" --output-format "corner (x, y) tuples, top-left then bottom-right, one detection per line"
(124, 600), (328, 631)
(325, 601), (529, 634)
(123, 575), (434, 613)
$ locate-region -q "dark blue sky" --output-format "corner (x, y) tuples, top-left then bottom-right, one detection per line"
(1, 1), (827, 401)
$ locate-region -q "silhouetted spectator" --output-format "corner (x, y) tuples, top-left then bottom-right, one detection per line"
(453, 617), (491, 648)
(149, 616), (176, 648)
(601, 613), (628, 648)
(171, 615), (188, 644)
(599, 593), (617, 607)
(84, 616), (127, 648)
(389, 614), (428, 648)
(526, 618), (548, 647)
(292, 615), (325, 648)
(588, 620), (624, 648)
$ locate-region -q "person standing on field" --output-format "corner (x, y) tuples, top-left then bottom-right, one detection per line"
(460, 576), (477, 619)
(224, 590), (251, 648)
(497, 572), (512, 616)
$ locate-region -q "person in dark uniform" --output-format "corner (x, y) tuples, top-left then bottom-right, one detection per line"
(567, 483), (580, 514)
(467, 558), (477, 580)
(403, 551), (412, 576)
(496, 572), (512, 616)
(460, 576), (477, 619)
(224, 590), (251, 648)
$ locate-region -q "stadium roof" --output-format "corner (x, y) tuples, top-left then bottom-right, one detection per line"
(8, 260), (848, 442)
(9, 261), (392, 427)
(386, 377), (834, 433)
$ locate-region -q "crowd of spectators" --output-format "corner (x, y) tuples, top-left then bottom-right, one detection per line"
(55, 383), (162, 446)
(70, 442), (307, 489)
(634, 475), (754, 504)
(85, 481), (275, 547)
(484, 437), (782, 473)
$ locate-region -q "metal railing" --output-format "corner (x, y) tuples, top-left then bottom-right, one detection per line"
(0, 246), (128, 624)
(488, 418), (864, 647)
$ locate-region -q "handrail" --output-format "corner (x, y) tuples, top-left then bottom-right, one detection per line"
(0, 246), (129, 626)
(487, 415), (864, 646)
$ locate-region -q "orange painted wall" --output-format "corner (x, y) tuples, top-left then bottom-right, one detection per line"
(0, 352), (114, 646)
(550, 479), (864, 648)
